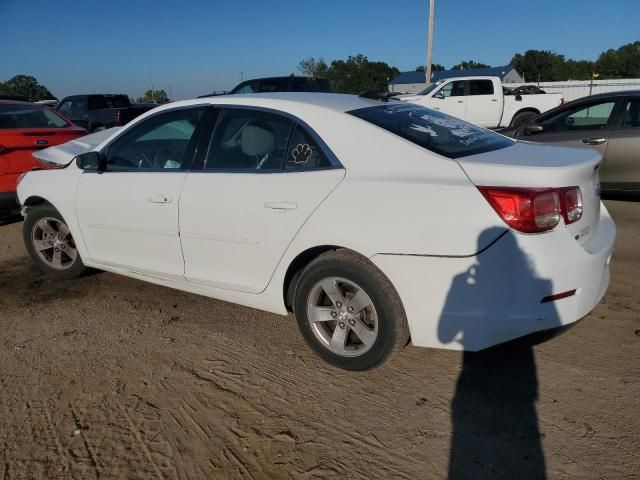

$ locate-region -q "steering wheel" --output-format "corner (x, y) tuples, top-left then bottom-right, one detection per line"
(153, 145), (184, 169)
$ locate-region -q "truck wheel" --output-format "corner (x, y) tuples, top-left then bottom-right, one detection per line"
(510, 111), (538, 128)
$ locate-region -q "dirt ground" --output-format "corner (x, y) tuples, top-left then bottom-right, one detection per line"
(0, 200), (638, 479)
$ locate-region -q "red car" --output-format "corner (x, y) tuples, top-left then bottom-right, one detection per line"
(0, 101), (86, 218)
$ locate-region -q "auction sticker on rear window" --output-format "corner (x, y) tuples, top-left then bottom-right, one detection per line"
(349, 103), (513, 159)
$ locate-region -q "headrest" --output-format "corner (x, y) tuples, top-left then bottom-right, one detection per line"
(241, 124), (275, 156)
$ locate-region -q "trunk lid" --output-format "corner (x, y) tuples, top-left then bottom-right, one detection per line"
(0, 127), (86, 174)
(458, 140), (601, 245)
(31, 127), (120, 166)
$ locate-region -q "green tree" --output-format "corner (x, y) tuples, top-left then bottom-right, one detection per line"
(137, 89), (169, 103)
(595, 41), (640, 79)
(450, 60), (490, 70)
(0, 75), (55, 101)
(325, 54), (399, 94)
(415, 64), (445, 72)
(562, 59), (595, 80)
(298, 57), (330, 77)
(510, 50), (566, 82)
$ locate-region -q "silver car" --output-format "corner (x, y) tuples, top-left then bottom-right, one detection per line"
(507, 90), (640, 195)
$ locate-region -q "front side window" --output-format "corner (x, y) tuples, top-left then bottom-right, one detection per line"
(440, 81), (466, 97)
(0, 104), (69, 129)
(349, 103), (513, 159)
(285, 125), (332, 170)
(233, 82), (258, 94)
(69, 99), (87, 118)
(205, 109), (294, 170)
(470, 80), (494, 96)
(105, 108), (204, 170)
(540, 101), (616, 132)
(621, 98), (640, 128)
(58, 101), (72, 118)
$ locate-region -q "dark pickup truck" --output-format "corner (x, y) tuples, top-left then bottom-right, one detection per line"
(56, 94), (156, 132)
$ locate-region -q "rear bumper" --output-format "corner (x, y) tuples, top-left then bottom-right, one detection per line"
(371, 203), (615, 351)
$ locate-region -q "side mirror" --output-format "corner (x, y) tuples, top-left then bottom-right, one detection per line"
(75, 151), (104, 172)
(434, 90), (445, 99)
(523, 123), (544, 136)
(515, 94), (523, 102)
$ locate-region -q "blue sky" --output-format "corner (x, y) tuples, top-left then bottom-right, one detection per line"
(1, 0), (638, 100)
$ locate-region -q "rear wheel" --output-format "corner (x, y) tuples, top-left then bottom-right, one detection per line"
(510, 110), (538, 128)
(23, 205), (87, 279)
(293, 250), (409, 371)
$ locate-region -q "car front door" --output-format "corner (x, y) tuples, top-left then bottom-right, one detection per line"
(523, 98), (619, 159)
(426, 80), (467, 120)
(465, 79), (501, 127)
(599, 96), (640, 193)
(75, 107), (206, 279)
(179, 107), (345, 294)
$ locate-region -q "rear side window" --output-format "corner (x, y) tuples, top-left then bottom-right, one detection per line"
(620, 98), (640, 128)
(285, 125), (332, 170)
(349, 103), (513, 159)
(470, 80), (494, 95)
(0, 104), (69, 129)
(205, 109), (294, 170)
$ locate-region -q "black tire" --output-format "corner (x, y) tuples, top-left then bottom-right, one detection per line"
(510, 110), (538, 128)
(293, 249), (410, 371)
(23, 204), (87, 280)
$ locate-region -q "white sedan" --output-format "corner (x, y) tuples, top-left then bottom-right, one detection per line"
(17, 93), (615, 371)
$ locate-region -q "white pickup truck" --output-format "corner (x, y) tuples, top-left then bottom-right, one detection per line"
(398, 76), (563, 128)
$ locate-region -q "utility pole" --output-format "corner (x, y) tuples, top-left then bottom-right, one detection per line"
(426, 0), (435, 85)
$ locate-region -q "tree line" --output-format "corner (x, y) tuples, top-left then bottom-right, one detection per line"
(300, 41), (640, 93)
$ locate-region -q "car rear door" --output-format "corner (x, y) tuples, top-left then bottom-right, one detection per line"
(522, 98), (619, 158)
(75, 106), (206, 280)
(599, 96), (640, 193)
(179, 107), (345, 294)
(465, 79), (502, 127)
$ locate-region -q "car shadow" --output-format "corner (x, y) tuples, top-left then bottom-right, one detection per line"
(438, 227), (562, 480)
(0, 214), (22, 227)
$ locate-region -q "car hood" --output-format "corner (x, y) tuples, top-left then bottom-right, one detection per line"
(32, 127), (120, 166)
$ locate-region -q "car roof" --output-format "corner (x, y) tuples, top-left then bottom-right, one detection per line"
(569, 89), (640, 102)
(158, 93), (385, 114)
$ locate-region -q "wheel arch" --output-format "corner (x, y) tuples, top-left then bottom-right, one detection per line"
(23, 195), (55, 208)
(282, 245), (347, 312)
(510, 108), (540, 127)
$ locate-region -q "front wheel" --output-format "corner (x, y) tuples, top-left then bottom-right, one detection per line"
(23, 205), (87, 280)
(293, 250), (410, 371)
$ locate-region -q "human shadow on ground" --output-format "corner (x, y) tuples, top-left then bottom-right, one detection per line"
(438, 227), (562, 480)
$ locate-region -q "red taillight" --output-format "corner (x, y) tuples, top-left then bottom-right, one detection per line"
(115, 111), (122, 126)
(561, 186), (583, 225)
(479, 187), (561, 233)
(479, 186), (583, 233)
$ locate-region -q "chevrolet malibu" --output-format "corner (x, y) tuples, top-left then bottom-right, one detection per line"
(17, 93), (615, 370)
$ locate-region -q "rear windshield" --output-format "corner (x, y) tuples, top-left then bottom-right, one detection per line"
(349, 103), (513, 159)
(291, 77), (332, 93)
(88, 95), (130, 110)
(0, 104), (68, 129)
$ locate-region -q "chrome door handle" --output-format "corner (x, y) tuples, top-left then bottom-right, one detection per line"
(582, 138), (607, 145)
(147, 195), (172, 204)
(264, 202), (297, 210)
(457, 100), (464, 103)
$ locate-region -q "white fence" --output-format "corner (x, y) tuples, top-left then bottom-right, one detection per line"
(508, 78), (640, 102)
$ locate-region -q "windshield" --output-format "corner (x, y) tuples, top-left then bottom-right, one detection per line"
(0, 104), (69, 129)
(417, 83), (439, 95)
(348, 103), (514, 159)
